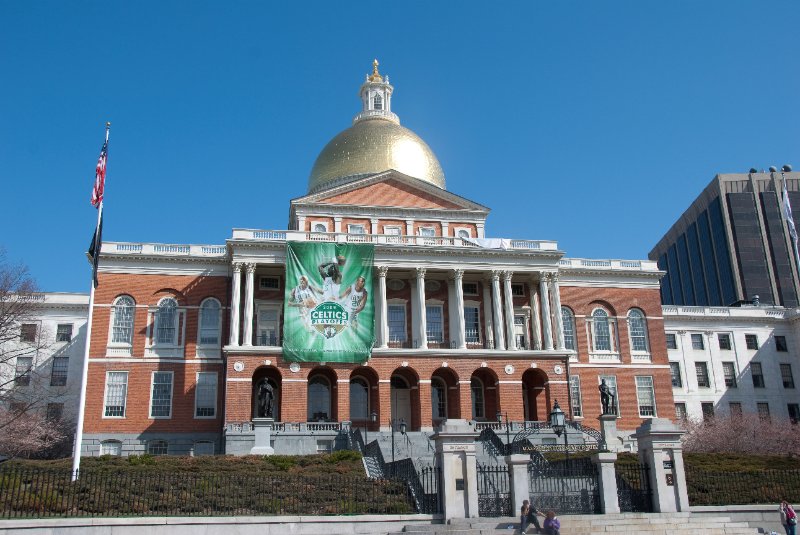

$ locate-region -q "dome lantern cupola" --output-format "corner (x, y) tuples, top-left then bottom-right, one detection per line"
(353, 59), (399, 125)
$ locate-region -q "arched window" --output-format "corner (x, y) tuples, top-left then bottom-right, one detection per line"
(198, 298), (221, 346)
(111, 296), (135, 345)
(156, 298), (178, 345)
(592, 309), (611, 351)
(373, 93), (383, 110)
(561, 307), (576, 351)
(457, 229), (470, 239)
(313, 223), (327, 233)
(147, 440), (168, 456)
(470, 377), (485, 420)
(349, 377), (369, 421)
(307, 375), (331, 421)
(100, 440), (122, 456)
(627, 309), (649, 352)
(431, 378), (447, 421)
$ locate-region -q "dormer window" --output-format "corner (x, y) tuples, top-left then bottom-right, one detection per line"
(373, 93), (383, 110)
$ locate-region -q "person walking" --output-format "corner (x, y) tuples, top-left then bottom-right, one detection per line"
(780, 501), (797, 535)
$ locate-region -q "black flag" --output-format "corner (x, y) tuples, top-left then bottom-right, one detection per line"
(87, 211), (103, 288)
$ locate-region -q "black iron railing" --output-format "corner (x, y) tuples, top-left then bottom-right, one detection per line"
(615, 462), (653, 512)
(686, 469), (800, 505)
(477, 463), (512, 517)
(0, 466), (412, 518)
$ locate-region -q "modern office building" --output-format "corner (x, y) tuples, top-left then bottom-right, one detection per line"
(650, 171), (800, 307)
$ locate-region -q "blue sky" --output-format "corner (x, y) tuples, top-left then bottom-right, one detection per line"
(1, 1), (798, 293)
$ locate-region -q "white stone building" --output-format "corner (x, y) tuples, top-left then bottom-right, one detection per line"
(663, 303), (800, 422)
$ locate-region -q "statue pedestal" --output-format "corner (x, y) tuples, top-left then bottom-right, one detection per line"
(250, 418), (275, 455)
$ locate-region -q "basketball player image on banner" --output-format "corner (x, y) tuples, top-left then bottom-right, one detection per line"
(283, 242), (374, 363)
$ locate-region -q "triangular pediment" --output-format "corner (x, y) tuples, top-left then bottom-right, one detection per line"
(292, 170), (489, 213)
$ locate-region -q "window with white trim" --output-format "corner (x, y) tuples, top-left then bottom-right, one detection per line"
(150, 371), (174, 418)
(635, 376), (656, 417)
(50, 357), (68, 386)
(111, 296), (135, 345)
(462, 282), (479, 296)
(311, 222), (328, 233)
(691, 333), (704, 350)
(349, 377), (369, 421)
(155, 298), (179, 345)
(419, 227), (436, 237)
(104, 371), (128, 417)
(757, 402), (770, 421)
(100, 440), (122, 456)
(569, 375), (583, 417)
(511, 283), (525, 297)
(384, 226), (402, 243)
(464, 306), (480, 344)
(56, 324), (73, 343)
(598, 375), (619, 416)
(195, 372), (217, 418)
(198, 298), (221, 346)
(257, 306), (280, 346)
(147, 440), (168, 455)
(666, 333), (677, 350)
(426, 305), (444, 343)
(722, 362), (737, 388)
(627, 309), (649, 353)
(388, 304), (407, 343)
(20, 323), (37, 343)
(348, 224), (366, 234)
(259, 276), (280, 290)
(718, 333), (731, 350)
(372, 93), (383, 110)
(590, 309), (617, 353)
(781, 364), (795, 389)
(670, 362), (682, 387)
(751, 362), (765, 388)
(695, 362), (711, 388)
(456, 228), (471, 239)
(674, 403), (687, 420)
(471, 378), (485, 419)
(431, 378), (447, 420)
(14, 356), (32, 386)
(561, 307), (576, 350)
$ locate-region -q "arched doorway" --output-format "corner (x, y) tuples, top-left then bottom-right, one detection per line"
(431, 367), (460, 424)
(350, 367), (379, 431)
(471, 368), (498, 421)
(252, 366), (282, 421)
(522, 368), (549, 421)
(307, 366), (337, 422)
(390, 367), (419, 431)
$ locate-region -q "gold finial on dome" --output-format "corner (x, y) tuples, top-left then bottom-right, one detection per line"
(368, 58), (383, 82)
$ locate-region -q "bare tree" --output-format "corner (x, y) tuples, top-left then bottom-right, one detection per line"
(682, 413), (800, 456)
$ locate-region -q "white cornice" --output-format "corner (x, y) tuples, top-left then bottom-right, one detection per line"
(292, 203), (487, 222)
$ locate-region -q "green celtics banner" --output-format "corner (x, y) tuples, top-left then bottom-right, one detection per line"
(283, 241), (375, 363)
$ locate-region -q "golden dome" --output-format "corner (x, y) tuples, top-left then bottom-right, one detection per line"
(308, 117), (446, 193)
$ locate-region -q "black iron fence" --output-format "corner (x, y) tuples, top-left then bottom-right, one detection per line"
(528, 458), (601, 515)
(477, 463), (512, 517)
(687, 469), (800, 505)
(0, 466), (413, 518)
(615, 462), (653, 512)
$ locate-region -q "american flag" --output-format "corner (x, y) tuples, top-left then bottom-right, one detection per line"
(91, 140), (107, 207)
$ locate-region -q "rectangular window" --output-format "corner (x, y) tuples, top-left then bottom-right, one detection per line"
(259, 276), (280, 290)
(419, 227), (436, 237)
(464, 306), (480, 344)
(701, 402), (715, 420)
(257, 307), (280, 346)
(14, 357), (33, 386)
(729, 402), (742, 417)
(347, 224), (366, 234)
(46, 403), (63, 421)
(788, 403), (800, 422)
(388, 304), (407, 343)
(722, 362), (737, 388)
(425, 305), (443, 343)
(569, 376), (583, 418)
(665, 333), (677, 350)
(56, 324), (73, 342)
(718, 333), (731, 350)
(751, 362), (765, 388)
(514, 315), (526, 349)
(745, 334), (759, 350)
(635, 376), (657, 417)
(104, 371), (128, 417)
(775, 335), (788, 352)
(691, 333), (704, 350)
(669, 362), (682, 387)
(598, 375), (619, 416)
(674, 403), (687, 420)
(757, 402), (770, 421)
(50, 357), (69, 386)
(384, 226), (402, 242)
(20, 324), (37, 343)
(781, 363), (795, 389)
(195, 372), (217, 418)
(149, 371), (173, 418)
(511, 283), (525, 297)
(695, 362), (710, 388)
(316, 440), (333, 454)
(462, 282), (479, 296)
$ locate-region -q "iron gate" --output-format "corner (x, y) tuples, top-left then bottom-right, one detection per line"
(528, 457), (601, 514)
(477, 463), (512, 517)
(615, 462), (653, 512)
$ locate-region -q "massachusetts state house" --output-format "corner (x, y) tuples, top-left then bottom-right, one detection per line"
(81, 61), (673, 456)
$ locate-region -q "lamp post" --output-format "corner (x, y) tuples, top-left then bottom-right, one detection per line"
(391, 417), (407, 477)
(549, 400), (569, 468)
(496, 410), (511, 451)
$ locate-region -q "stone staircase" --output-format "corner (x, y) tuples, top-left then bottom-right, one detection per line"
(387, 512), (761, 535)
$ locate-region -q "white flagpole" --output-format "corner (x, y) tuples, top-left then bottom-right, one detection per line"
(71, 122), (110, 481)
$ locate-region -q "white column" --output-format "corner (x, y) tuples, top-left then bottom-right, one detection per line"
(482, 277), (495, 349)
(530, 279), (542, 350)
(539, 273), (554, 351)
(477, 222), (485, 239)
(523, 310), (531, 350)
(550, 273), (565, 350)
(377, 266), (389, 348)
(297, 215), (306, 232)
(415, 267), (428, 349)
(334, 216), (342, 233)
(405, 219), (414, 236)
(490, 270), (506, 350)
(370, 218), (379, 235)
(441, 221), (449, 237)
(452, 269), (466, 349)
(229, 262), (242, 346)
(502, 271), (517, 350)
(243, 263), (255, 346)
